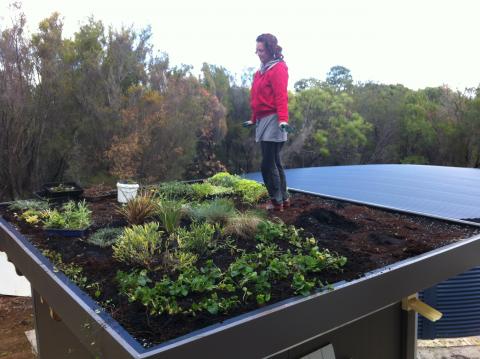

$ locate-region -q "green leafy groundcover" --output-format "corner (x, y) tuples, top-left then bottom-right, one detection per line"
(116, 224), (346, 316)
(9, 172), (347, 343)
(111, 173), (347, 317)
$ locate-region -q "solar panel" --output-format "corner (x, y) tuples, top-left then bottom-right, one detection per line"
(245, 164), (480, 220)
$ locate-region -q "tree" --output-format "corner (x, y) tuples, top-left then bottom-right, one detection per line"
(285, 86), (371, 166)
(32, 12), (77, 181)
(326, 65), (353, 93)
(200, 63), (232, 104)
(106, 70), (227, 182)
(184, 88), (228, 179)
(460, 88), (480, 167)
(294, 78), (323, 92)
(218, 84), (258, 174)
(3, 7), (480, 201)
(399, 91), (437, 164)
(204, 66), (259, 175)
(0, 3), (41, 198)
(352, 83), (411, 163)
(65, 17), (109, 182)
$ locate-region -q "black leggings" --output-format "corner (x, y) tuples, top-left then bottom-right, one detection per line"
(260, 141), (288, 203)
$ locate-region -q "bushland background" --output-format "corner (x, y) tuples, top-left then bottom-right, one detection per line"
(2, 5), (480, 201)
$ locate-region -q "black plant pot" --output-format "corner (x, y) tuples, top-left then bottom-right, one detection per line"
(41, 182), (84, 200)
(44, 227), (90, 238)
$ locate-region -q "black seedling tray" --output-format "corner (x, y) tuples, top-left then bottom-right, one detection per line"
(41, 182), (84, 200)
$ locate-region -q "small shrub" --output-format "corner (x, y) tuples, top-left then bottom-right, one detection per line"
(43, 209), (66, 228)
(88, 227), (124, 247)
(43, 200), (91, 230)
(117, 191), (158, 225)
(175, 222), (217, 257)
(190, 182), (232, 199)
(113, 222), (166, 269)
(187, 198), (235, 224)
(255, 220), (285, 243)
(156, 199), (184, 233)
(19, 208), (48, 225)
(8, 199), (50, 212)
(223, 211), (264, 240)
(206, 172), (268, 204)
(154, 181), (195, 200)
(172, 251), (199, 271)
(233, 179), (268, 204)
(207, 172), (240, 187)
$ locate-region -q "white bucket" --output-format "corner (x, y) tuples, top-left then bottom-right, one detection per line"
(117, 182), (139, 203)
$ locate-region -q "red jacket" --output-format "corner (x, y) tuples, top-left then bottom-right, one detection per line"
(250, 61), (289, 124)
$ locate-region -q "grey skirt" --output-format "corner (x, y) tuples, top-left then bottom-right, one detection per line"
(255, 113), (287, 143)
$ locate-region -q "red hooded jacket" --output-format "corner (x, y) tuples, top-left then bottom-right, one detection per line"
(250, 61), (289, 124)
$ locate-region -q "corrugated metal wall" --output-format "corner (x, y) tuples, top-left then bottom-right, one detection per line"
(418, 266), (480, 339)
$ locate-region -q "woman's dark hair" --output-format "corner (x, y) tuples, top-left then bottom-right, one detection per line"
(256, 33), (283, 60)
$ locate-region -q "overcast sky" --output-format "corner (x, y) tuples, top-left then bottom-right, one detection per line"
(1, 0), (479, 91)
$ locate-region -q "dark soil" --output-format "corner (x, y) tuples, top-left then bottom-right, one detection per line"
(0, 296), (34, 359)
(82, 184), (117, 203)
(273, 195), (479, 281)
(1, 191), (478, 348)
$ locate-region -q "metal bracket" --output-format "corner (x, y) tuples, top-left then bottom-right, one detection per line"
(402, 294), (442, 322)
(39, 295), (62, 322)
(49, 306), (62, 322)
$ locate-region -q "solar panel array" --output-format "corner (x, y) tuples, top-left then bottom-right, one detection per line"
(245, 164), (480, 220)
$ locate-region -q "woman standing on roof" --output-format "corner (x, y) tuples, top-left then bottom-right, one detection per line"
(244, 33), (292, 211)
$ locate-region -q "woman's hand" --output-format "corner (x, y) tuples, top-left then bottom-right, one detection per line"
(242, 120), (255, 128)
(279, 122), (294, 133)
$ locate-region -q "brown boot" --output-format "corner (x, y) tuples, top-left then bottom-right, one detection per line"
(283, 198), (291, 208)
(264, 200), (283, 212)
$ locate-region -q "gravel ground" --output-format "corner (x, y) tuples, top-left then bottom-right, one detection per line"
(418, 337), (480, 359)
(418, 346), (480, 359)
(0, 296), (34, 359)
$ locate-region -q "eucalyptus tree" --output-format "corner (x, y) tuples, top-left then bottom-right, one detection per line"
(352, 83), (411, 163)
(0, 4), (40, 198)
(326, 65), (353, 93)
(286, 85), (371, 166)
